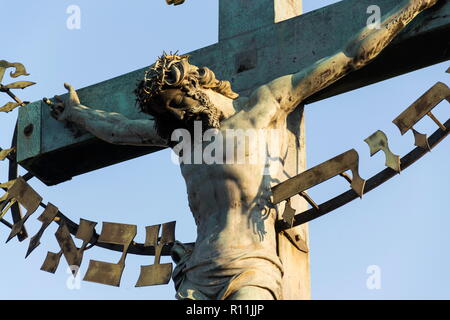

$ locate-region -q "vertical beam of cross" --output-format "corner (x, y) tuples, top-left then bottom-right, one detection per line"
(219, 0), (310, 300)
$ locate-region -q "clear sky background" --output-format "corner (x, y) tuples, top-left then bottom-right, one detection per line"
(0, 0), (449, 300)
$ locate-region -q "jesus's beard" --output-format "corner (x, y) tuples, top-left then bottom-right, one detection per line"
(183, 101), (222, 129)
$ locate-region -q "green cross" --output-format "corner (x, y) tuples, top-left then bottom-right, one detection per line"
(17, 0), (449, 185)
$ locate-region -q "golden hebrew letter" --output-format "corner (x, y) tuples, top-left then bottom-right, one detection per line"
(0, 60), (30, 83)
(392, 82), (450, 150)
(272, 149), (366, 205)
(40, 219), (97, 274)
(135, 221), (176, 287)
(76, 219), (97, 245)
(0, 102), (21, 113)
(84, 222), (137, 287)
(26, 203), (59, 258)
(364, 130), (401, 173)
(3, 81), (35, 90)
(55, 223), (81, 267)
(40, 250), (63, 274)
(5, 178), (43, 242)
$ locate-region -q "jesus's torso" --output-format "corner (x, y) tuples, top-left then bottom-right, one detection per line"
(178, 96), (290, 266)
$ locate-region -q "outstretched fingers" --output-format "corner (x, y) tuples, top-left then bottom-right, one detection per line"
(64, 82), (80, 104)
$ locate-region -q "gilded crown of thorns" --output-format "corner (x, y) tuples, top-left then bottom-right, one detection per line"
(142, 53), (191, 99)
(138, 52), (239, 107)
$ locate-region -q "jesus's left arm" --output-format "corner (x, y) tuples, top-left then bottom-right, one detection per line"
(248, 0), (439, 119)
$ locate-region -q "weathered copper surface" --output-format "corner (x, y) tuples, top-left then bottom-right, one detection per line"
(365, 130), (401, 172)
(17, 1), (450, 186)
(271, 149), (366, 204)
(0, 2), (447, 299)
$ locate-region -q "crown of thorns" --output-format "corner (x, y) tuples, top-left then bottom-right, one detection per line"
(142, 52), (192, 99)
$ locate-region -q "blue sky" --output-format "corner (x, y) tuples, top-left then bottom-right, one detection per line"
(0, 0), (449, 300)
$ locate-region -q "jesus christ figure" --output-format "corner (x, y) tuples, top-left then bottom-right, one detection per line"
(45, 0), (438, 300)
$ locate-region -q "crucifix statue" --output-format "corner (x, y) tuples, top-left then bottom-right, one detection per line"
(13, 0), (448, 300)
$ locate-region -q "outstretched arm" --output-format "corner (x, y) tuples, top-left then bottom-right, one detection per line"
(263, 0), (438, 115)
(44, 83), (168, 147)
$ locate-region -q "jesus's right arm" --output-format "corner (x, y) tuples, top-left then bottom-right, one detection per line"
(44, 83), (168, 147)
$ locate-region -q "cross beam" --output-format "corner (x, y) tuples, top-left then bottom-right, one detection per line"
(17, 0), (450, 185)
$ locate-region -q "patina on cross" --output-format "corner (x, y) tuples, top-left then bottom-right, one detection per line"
(17, 0), (449, 186)
(15, 0), (450, 299)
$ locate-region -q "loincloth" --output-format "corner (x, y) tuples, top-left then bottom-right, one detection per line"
(171, 241), (284, 300)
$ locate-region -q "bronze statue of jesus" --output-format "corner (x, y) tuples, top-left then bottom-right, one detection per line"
(44, 0), (438, 300)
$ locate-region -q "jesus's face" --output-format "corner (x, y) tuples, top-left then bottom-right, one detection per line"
(152, 88), (202, 121)
(147, 86), (224, 137)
